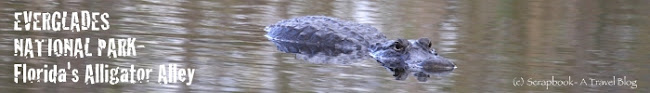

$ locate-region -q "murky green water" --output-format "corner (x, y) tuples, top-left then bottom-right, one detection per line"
(0, 0), (648, 92)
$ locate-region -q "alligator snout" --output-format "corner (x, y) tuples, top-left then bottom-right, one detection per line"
(420, 55), (456, 71)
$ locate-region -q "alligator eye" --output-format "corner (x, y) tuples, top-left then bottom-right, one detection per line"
(393, 42), (404, 51)
(418, 38), (432, 48)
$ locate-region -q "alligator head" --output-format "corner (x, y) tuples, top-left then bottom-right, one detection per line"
(369, 38), (456, 81)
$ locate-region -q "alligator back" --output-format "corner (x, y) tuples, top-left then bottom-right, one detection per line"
(264, 16), (387, 63)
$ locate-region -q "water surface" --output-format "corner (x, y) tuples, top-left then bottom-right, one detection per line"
(0, 0), (648, 92)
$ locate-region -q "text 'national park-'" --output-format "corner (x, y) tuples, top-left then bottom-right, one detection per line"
(14, 38), (139, 58)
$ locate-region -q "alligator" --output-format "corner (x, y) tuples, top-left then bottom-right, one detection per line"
(264, 16), (456, 82)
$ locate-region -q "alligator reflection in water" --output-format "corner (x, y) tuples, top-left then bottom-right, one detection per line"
(265, 16), (456, 82)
